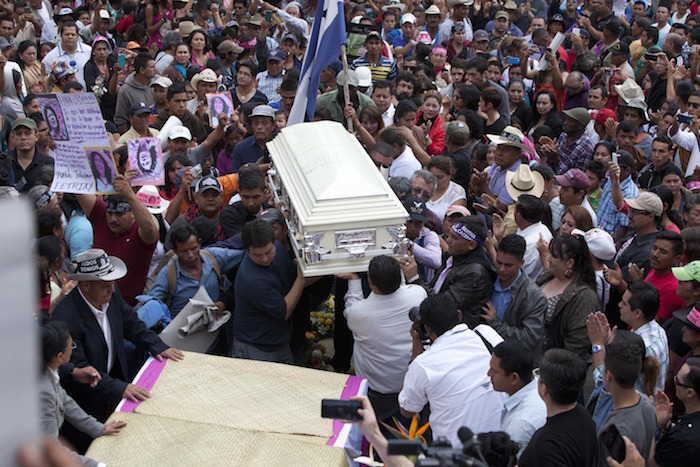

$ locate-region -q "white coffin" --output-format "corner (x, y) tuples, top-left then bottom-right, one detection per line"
(266, 121), (409, 276)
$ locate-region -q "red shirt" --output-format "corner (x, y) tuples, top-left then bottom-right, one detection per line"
(89, 198), (156, 305)
(645, 269), (685, 322)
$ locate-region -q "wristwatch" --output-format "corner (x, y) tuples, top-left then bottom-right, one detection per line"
(592, 345), (605, 353)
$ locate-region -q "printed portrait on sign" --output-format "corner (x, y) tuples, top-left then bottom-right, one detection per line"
(38, 96), (69, 141)
(207, 92), (234, 127)
(85, 147), (117, 193)
(127, 137), (164, 185)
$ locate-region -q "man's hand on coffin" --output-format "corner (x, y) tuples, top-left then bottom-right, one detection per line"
(123, 383), (151, 402)
(335, 272), (360, 281)
(156, 347), (185, 362)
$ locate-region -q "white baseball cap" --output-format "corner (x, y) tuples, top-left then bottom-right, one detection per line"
(168, 125), (192, 141)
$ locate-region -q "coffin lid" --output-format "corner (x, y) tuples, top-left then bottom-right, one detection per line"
(267, 121), (408, 227)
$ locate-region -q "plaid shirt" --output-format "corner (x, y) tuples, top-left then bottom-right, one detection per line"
(635, 320), (669, 391)
(597, 176), (640, 236)
(551, 132), (595, 175)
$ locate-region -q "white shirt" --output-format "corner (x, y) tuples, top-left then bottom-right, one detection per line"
(517, 222), (553, 281)
(501, 379), (547, 459)
(426, 181), (467, 221)
(78, 286), (114, 373)
(669, 126), (700, 177)
(41, 41), (92, 88)
(399, 323), (505, 447)
(390, 145), (421, 180)
(344, 280), (428, 394)
(382, 103), (395, 128)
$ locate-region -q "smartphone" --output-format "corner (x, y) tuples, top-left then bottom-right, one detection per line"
(321, 399), (362, 421)
(572, 27), (581, 36)
(644, 52), (658, 61)
(612, 152), (618, 165)
(24, 6), (31, 13)
(506, 57), (521, 66)
(265, 10), (272, 21)
(679, 113), (692, 124)
(600, 424), (626, 463)
(118, 53), (126, 68)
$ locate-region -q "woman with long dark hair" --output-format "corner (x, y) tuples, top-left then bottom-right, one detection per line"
(15, 40), (46, 94)
(89, 151), (114, 192)
(529, 89), (562, 138)
(84, 36), (118, 121)
(188, 30), (215, 69)
(508, 78), (533, 133)
(537, 234), (600, 361)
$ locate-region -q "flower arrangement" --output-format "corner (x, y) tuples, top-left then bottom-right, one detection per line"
(91, 77), (107, 104)
(309, 294), (335, 338)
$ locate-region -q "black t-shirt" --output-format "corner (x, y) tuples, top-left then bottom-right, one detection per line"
(446, 145), (473, 192)
(647, 71), (668, 112)
(484, 114), (508, 137)
(655, 411), (700, 467)
(220, 201), (273, 239)
(519, 404), (599, 467)
(9, 148), (54, 193)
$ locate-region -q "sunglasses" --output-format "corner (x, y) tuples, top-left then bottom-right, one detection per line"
(675, 374), (693, 389)
(689, 102), (700, 109)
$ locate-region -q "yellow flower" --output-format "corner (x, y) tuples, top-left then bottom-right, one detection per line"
(310, 311), (317, 318)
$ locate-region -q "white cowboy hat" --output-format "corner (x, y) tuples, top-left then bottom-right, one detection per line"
(137, 185), (170, 214)
(382, 0), (406, 13)
(67, 249), (128, 282)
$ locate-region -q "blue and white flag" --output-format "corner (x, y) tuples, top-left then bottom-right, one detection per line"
(287, 0), (346, 125)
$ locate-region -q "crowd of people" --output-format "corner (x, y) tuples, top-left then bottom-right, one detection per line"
(4, 0), (700, 465)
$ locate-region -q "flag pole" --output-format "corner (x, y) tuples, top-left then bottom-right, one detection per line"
(341, 44), (353, 132)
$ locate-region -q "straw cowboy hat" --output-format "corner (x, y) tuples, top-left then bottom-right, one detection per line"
(487, 126), (528, 150)
(506, 164), (545, 199)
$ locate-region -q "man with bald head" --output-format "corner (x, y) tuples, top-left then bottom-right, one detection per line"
(563, 71), (589, 111)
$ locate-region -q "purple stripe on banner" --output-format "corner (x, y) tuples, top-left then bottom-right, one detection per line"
(327, 375), (366, 446)
(118, 358), (167, 413)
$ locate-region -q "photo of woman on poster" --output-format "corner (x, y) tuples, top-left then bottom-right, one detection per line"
(87, 149), (115, 192)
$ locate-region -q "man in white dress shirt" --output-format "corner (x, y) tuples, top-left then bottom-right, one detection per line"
(340, 255), (427, 422)
(399, 294), (505, 447)
(488, 340), (546, 459)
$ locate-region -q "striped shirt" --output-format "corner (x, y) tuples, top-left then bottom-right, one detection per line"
(255, 70), (285, 102)
(350, 55), (398, 82)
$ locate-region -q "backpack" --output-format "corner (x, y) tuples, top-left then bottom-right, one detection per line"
(166, 249), (222, 298)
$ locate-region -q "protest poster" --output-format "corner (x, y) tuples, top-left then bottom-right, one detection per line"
(346, 23), (380, 60)
(39, 93), (114, 194)
(206, 92), (234, 127)
(86, 147), (118, 193)
(127, 137), (164, 186)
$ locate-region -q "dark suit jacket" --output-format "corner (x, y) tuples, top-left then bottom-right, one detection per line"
(51, 287), (169, 421)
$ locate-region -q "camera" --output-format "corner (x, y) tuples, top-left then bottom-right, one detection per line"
(190, 163), (203, 178)
(409, 306), (430, 343)
(388, 427), (488, 467)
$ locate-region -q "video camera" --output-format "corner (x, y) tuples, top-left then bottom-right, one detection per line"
(387, 427), (488, 467)
(409, 306), (430, 344)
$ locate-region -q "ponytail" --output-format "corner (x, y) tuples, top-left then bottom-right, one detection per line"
(641, 355), (660, 396)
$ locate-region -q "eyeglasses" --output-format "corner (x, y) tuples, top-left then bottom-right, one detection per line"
(412, 186), (432, 197)
(404, 66), (416, 71)
(689, 102), (700, 109)
(675, 374), (693, 389)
